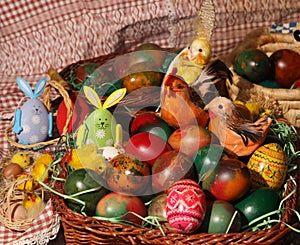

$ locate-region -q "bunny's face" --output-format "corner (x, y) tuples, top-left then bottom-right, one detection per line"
(85, 109), (117, 147)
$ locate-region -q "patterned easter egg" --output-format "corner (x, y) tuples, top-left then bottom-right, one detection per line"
(247, 143), (287, 190)
(166, 179), (206, 234)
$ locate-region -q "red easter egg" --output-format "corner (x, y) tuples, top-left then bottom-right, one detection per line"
(125, 132), (172, 166)
(56, 95), (91, 135)
(269, 49), (300, 88)
(202, 159), (251, 202)
(166, 179), (206, 234)
(95, 192), (147, 225)
(152, 150), (198, 193)
(168, 125), (212, 158)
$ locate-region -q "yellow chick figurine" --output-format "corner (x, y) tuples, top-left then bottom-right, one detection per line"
(31, 153), (53, 183)
(16, 174), (34, 191)
(22, 192), (45, 219)
(11, 151), (31, 168)
(69, 144), (106, 173)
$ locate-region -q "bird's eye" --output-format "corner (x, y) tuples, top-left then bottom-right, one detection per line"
(188, 46), (190, 49)
(198, 49), (202, 52)
(218, 104), (223, 109)
(177, 84), (184, 89)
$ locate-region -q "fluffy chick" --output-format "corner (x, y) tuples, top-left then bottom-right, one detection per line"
(11, 152), (31, 168)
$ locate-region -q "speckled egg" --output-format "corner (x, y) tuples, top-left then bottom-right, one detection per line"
(247, 143), (288, 190)
(166, 179), (206, 234)
(105, 153), (151, 195)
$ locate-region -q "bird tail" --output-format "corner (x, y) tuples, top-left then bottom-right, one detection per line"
(191, 59), (233, 104)
(237, 115), (272, 145)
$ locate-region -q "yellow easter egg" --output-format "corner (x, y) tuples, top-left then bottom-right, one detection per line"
(247, 143), (287, 190)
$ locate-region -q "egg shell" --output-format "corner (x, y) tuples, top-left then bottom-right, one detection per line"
(95, 192), (147, 225)
(105, 153), (151, 195)
(10, 203), (27, 220)
(247, 143), (288, 190)
(99, 146), (123, 161)
(166, 179), (206, 234)
(3, 163), (23, 178)
(148, 193), (167, 220)
(17, 99), (49, 144)
(202, 159), (251, 202)
(208, 200), (241, 233)
(56, 95), (92, 135)
(235, 187), (280, 225)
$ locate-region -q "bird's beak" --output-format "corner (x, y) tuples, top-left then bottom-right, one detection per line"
(204, 105), (208, 111)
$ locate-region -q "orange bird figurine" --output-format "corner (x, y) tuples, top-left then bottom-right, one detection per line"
(160, 74), (209, 128)
(160, 59), (232, 128)
(204, 97), (273, 156)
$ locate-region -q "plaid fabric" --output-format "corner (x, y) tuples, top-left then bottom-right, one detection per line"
(0, 199), (60, 245)
(0, 0), (300, 159)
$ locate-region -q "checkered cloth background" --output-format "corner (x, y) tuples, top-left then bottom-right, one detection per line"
(0, 0), (300, 159)
(0, 199), (60, 245)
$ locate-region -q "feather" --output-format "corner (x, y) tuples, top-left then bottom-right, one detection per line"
(191, 59), (233, 104)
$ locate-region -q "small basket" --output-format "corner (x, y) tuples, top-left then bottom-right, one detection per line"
(5, 79), (73, 150)
(223, 24), (300, 128)
(0, 177), (43, 231)
(52, 50), (299, 245)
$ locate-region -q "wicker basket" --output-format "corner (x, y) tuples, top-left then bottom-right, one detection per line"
(51, 49), (299, 245)
(223, 24), (300, 128)
(5, 79), (73, 150)
(0, 177), (43, 231)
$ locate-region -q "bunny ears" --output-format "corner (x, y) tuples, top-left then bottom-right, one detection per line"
(83, 86), (126, 109)
(17, 77), (47, 99)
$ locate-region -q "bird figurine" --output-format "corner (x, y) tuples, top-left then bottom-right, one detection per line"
(160, 74), (209, 128)
(160, 59), (233, 128)
(68, 143), (106, 173)
(204, 97), (273, 156)
(22, 192), (45, 219)
(168, 37), (212, 85)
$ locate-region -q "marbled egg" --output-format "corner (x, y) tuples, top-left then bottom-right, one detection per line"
(166, 179), (206, 234)
(247, 143), (288, 190)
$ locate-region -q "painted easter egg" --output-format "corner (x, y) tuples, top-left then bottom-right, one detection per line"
(234, 49), (273, 83)
(125, 132), (172, 166)
(56, 94), (92, 135)
(247, 143), (288, 190)
(105, 153), (150, 195)
(148, 193), (167, 220)
(166, 179), (206, 234)
(98, 146), (124, 161)
(269, 49), (300, 88)
(202, 159), (251, 202)
(168, 125), (212, 158)
(235, 187), (280, 225)
(95, 192), (147, 225)
(64, 168), (108, 216)
(208, 200), (241, 233)
(152, 150), (198, 193)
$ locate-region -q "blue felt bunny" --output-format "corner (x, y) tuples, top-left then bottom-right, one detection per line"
(13, 77), (53, 145)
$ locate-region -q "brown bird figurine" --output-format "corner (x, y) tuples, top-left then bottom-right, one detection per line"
(160, 59), (232, 128)
(205, 97), (273, 156)
(160, 74), (209, 128)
